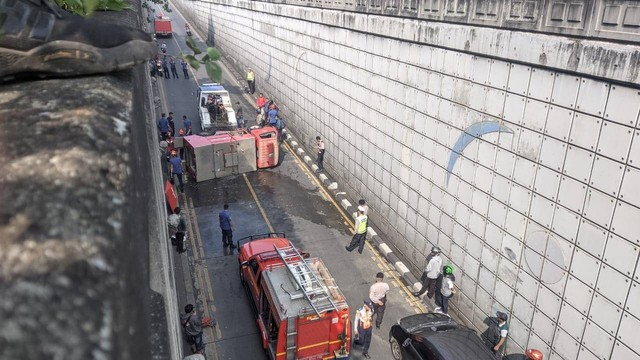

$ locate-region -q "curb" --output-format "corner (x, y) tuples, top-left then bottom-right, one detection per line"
(284, 131), (423, 293)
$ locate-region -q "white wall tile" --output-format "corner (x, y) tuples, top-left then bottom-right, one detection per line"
(611, 200), (640, 245)
(545, 105), (574, 141)
(485, 87), (506, 118)
(575, 78), (609, 117)
(628, 129), (640, 169)
(604, 233), (639, 278)
(534, 165), (561, 201)
(569, 112), (602, 151)
(507, 63), (531, 96)
(522, 98), (549, 133)
(590, 155), (625, 197)
(588, 292), (622, 335)
(528, 69), (555, 102)
(503, 93), (527, 125)
(596, 264), (631, 308)
(576, 219), (607, 259)
(597, 120), (635, 163)
(626, 282), (640, 320)
(557, 176), (587, 214)
(472, 57), (491, 85)
(582, 189), (616, 229)
(536, 285), (562, 321)
(530, 194), (555, 228)
(559, 301), (588, 341)
(538, 136), (567, 171)
(532, 309), (556, 345)
(619, 166), (640, 207)
(610, 341), (640, 360)
(604, 85), (640, 128)
(513, 156), (537, 189)
(517, 128), (543, 162)
(554, 327), (582, 360)
(617, 313), (640, 355)
(552, 205), (581, 243)
(570, 248), (601, 288)
(582, 320), (616, 360)
(551, 73), (581, 109)
(509, 183), (532, 216)
(563, 145), (595, 183)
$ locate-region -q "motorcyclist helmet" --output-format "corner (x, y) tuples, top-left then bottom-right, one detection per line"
(431, 246), (441, 253)
(443, 265), (454, 275)
(525, 349), (543, 360)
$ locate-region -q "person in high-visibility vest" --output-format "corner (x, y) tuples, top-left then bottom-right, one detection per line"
(246, 68), (255, 94)
(345, 208), (368, 254)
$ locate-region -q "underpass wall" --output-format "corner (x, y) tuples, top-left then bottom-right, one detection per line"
(171, 1), (640, 358)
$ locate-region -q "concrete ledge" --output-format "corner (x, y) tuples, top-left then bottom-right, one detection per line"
(0, 4), (180, 360)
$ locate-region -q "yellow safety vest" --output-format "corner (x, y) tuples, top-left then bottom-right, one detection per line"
(246, 71), (254, 81)
(357, 215), (368, 234)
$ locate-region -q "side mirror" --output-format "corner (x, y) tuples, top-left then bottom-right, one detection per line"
(240, 261), (249, 267)
(402, 338), (411, 347)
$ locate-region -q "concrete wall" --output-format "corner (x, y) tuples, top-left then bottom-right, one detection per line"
(172, 1), (640, 358)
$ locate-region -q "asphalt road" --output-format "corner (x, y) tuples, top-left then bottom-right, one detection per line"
(154, 5), (428, 359)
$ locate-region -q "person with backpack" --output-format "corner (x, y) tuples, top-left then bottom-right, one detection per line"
(180, 304), (204, 354)
(435, 265), (456, 314)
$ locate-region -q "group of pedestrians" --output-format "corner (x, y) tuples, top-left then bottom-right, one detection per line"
(255, 93), (286, 142)
(353, 271), (389, 358)
(150, 42), (190, 79)
(158, 112), (193, 194)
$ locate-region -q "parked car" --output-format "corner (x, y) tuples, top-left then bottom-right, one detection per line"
(389, 313), (496, 360)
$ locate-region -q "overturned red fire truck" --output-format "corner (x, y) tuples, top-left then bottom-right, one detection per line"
(182, 127), (279, 182)
(238, 233), (351, 360)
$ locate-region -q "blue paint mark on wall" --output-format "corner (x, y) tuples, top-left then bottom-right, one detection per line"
(446, 121), (514, 185)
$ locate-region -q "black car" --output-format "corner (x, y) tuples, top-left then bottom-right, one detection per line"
(389, 313), (496, 360)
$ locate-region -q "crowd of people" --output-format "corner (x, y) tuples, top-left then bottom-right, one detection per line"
(150, 42), (190, 79)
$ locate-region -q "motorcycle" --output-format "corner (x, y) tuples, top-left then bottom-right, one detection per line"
(185, 25), (192, 37)
(155, 57), (163, 76)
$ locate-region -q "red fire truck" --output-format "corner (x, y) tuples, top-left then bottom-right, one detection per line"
(238, 233), (351, 360)
(154, 15), (172, 37)
(182, 127), (279, 182)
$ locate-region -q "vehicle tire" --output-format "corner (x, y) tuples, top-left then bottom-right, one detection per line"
(390, 337), (403, 360)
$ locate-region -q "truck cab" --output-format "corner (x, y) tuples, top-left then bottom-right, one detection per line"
(238, 233), (351, 360)
(196, 83), (237, 132)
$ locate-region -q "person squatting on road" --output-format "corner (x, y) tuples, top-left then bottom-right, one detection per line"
(345, 208), (368, 254)
(435, 265), (456, 314)
(316, 136), (325, 171)
(414, 246), (442, 298)
(181, 304), (204, 354)
(369, 272), (389, 329)
(168, 207), (187, 253)
(354, 299), (374, 359)
(169, 150), (185, 193)
(219, 204), (236, 249)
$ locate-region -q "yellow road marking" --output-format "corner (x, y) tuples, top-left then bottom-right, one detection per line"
(282, 141), (428, 313)
(242, 173), (275, 233)
(181, 193), (219, 359)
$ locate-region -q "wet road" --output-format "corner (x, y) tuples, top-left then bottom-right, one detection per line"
(155, 5), (427, 359)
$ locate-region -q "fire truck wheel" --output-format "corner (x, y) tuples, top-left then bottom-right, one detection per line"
(390, 337), (403, 360)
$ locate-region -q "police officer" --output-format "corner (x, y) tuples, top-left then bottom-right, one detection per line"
(345, 208), (368, 254)
(246, 68), (255, 94)
(354, 299), (373, 359)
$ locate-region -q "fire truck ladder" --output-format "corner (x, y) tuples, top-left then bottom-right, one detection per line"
(275, 245), (339, 360)
(274, 245), (339, 317)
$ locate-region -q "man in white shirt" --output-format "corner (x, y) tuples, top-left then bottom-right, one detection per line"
(316, 136), (325, 171)
(413, 246), (442, 298)
(369, 272), (390, 329)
